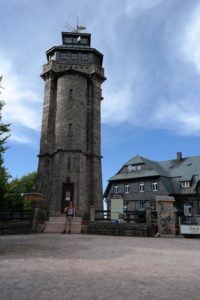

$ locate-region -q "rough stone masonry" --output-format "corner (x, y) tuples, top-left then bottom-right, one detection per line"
(37, 31), (106, 217)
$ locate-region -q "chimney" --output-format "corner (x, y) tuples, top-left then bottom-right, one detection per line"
(176, 152), (182, 162)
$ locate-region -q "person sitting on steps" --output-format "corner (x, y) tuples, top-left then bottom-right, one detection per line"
(62, 202), (75, 234)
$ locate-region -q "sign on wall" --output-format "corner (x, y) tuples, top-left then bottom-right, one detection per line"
(111, 195), (124, 220)
(181, 225), (200, 235)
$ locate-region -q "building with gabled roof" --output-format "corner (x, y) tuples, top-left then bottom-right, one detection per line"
(104, 152), (200, 220)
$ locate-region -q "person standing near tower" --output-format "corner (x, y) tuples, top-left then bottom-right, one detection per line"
(62, 202), (75, 234)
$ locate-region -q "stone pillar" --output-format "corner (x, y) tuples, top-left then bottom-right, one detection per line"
(146, 208), (152, 227)
(90, 205), (95, 222)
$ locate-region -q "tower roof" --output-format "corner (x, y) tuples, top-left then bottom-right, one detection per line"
(45, 31), (104, 66)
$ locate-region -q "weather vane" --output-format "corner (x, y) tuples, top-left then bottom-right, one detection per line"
(65, 18), (86, 33)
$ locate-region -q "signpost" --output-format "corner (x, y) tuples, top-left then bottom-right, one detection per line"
(23, 193), (46, 201)
(23, 193), (46, 231)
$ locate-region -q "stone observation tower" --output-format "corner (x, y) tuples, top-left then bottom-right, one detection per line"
(37, 27), (106, 217)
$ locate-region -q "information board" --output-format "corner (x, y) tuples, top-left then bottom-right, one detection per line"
(111, 195), (124, 220)
(181, 225), (200, 235)
(23, 193), (46, 201)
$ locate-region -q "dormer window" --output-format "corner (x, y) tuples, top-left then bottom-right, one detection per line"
(128, 165), (136, 171)
(181, 181), (190, 188)
(128, 165), (142, 172)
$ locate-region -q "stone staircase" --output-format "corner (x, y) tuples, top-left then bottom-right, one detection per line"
(44, 215), (82, 234)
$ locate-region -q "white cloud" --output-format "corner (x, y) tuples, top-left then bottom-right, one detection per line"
(10, 134), (33, 144)
(0, 50), (41, 143)
(1, 0), (200, 143)
(101, 1), (200, 137)
(180, 3), (200, 74)
(102, 87), (134, 124)
(103, 87), (200, 136)
(149, 97), (200, 136)
(125, 0), (163, 14)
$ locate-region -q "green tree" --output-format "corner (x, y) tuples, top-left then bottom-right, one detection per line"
(0, 75), (10, 207)
(6, 172), (37, 208)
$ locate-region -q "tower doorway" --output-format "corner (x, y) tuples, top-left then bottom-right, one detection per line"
(61, 183), (74, 213)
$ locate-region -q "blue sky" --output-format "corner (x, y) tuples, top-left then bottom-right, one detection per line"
(1, 0), (200, 190)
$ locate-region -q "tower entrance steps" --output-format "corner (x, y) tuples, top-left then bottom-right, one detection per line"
(44, 215), (82, 234)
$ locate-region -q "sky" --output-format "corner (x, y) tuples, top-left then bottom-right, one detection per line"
(1, 0), (200, 190)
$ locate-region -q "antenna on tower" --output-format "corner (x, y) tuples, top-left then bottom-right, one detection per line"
(76, 17), (86, 33)
(0, 75), (4, 89)
(65, 21), (76, 32)
(65, 19), (86, 33)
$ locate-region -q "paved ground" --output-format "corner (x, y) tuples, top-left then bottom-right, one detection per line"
(0, 234), (200, 300)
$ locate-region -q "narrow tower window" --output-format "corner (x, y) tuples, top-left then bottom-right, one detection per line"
(67, 158), (71, 170)
(86, 112), (90, 149)
(68, 123), (73, 137)
(69, 88), (73, 98)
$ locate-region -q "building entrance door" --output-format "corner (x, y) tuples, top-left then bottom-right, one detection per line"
(61, 183), (74, 213)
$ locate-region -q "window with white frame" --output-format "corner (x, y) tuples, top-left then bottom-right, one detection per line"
(152, 182), (158, 191)
(140, 201), (145, 210)
(181, 181), (190, 188)
(128, 165), (136, 171)
(125, 184), (130, 193)
(184, 204), (192, 216)
(113, 185), (118, 194)
(139, 182), (144, 192)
